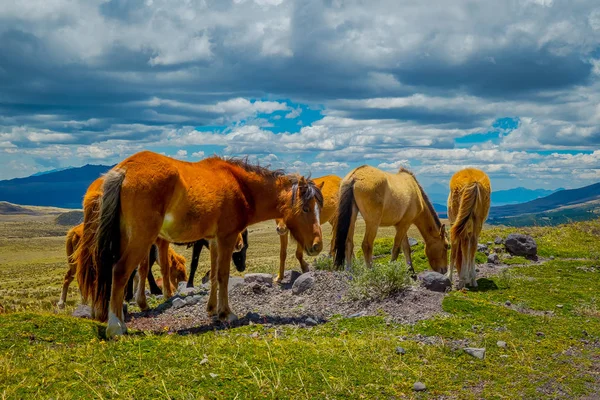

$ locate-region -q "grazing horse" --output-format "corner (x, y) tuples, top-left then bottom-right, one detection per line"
(333, 165), (448, 275)
(184, 229), (249, 288)
(447, 168), (491, 289)
(84, 151), (323, 337)
(63, 222), (188, 310)
(274, 175), (341, 282)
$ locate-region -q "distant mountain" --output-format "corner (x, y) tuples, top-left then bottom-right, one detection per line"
(31, 166), (74, 177)
(0, 164), (113, 209)
(488, 182), (600, 224)
(425, 183), (561, 207)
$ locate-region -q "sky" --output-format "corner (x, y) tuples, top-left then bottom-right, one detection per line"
(1, 0), (600, 190)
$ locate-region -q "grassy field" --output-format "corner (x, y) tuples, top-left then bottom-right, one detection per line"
(1, 212), (600, 399)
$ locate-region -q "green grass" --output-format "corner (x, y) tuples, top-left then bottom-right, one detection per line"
(347, 259), (412, 301)
(2, 218), (600, 398)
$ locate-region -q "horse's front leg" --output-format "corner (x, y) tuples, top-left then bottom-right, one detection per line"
(187, 241), (204, 288)
(275, 232), (288, 283)
(295, 242), (309, 273)
(206, 240), (218, 317)
(216, 234), (238, 322)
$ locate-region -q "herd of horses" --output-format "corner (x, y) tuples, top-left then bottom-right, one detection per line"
(58, 150), (491, 338)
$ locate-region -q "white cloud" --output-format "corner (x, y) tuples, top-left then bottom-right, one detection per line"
(191, 150), (205, 158)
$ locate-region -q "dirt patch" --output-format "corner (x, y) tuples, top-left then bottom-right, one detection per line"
(127, 270), (447, 334)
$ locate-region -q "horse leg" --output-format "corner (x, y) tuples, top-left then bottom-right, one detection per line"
(187, 241), (203, 288)
(457, 238), (469, 289)
(107, 246), (149, 338)
(296, 242), (309, 273)
(469, 236), (478, 288)
(206, 240), (218, 317)
(58, 261), (76, 309)
(216, 234), (238, 322)
(275, 232), (288, 283)
(135, 254), (150, 311)
(361, 221), (379, 268)
(329, 219), (337, 256)
(125, 270), (135, 302)
(156, 239), (173, 298)
(344, 203), (359, 271)
(147, 245), (162, 294)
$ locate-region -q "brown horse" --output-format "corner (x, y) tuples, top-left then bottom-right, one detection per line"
(274, 175), (341, 282)
(447, 168), (491, 289)
(85, 151), (323, 337)
(333, 165), (448, 275)
(62, 222), (188, 310)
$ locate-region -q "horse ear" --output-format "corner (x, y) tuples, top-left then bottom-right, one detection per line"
(318, 181), (325, 190)
(299, 176), (307, 186)
(440, 224), (446, 239)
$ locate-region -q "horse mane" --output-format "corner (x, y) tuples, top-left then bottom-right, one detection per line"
(290, 175), (324, 208)
(214, 156), (286, 180)
(397, 167), (441, 229)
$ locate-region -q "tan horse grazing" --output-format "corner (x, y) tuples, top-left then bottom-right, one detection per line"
(84, 151), (323, 337)
(447, 168), (491, 289)
(333, 165), (448, 275)
(58, 224), (84, 309)
(274, 175), (342, 282)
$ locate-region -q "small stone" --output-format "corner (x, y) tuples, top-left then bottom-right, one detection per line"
(418, 271), (451, 293)
(395, 346), (406, 355)
(209, 373), (218, 378)
(172, 298), (186, 309)
(413, 382), (426, 392)
(487, 253), (500, 265)
(251, 282), (266, 294)
(155, 295), (164, 300)
(487, 241), (493, 246)
(185, 295), (202, 306)
(505, 300), (512, 306)
(348, 311), (366, 318)
(505, 233), (537, 257)
(497, 341), (507, 348)
(244, 273), (273, 285)
(464, 347), (486, 359)
(292, 272), (315, 295)
(250, 332), (259, 338)
(536, 332), (545, 337)
(305, 317), (318, 326)
(177, 281), (187, 292)
(550, 256), (555, 260)
(408, 237), (418, 247)
(229, 276), (245, 291)
(245, 312), (261, 321)
(556, 304), (563, 309)
(199, 355), (209, 365)
(494, 236), (504, 245)
(72, 305), (92, 319)
(477, 243), (488, 253)
(500, 354), (509, 358)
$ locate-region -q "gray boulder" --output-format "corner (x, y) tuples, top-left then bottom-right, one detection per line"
(487, 253), (500, 265)
(464, 347), (486, 359)
(292, 272), (315, 295)
(505, 234), (537, 257)
(477, 243), (488, 253)
(408, 237), (418, 247)
(244, 273), (273, 286)
(418, 271), (451, 293)
(494, 236), (504, 245)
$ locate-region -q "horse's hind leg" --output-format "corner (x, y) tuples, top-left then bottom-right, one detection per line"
(361, 221), (379, 268)
(275, 232), (288, 283)
(155, 239), (174, 298)
(58, 262), (76, 309)
(345, 203), (359, 271)
(206, 240), (219, 317)
(391, 224), (414, 272)
(187, 241), (204, 288)
(135, 254), (150, 311)
(216, 234), (238, 322)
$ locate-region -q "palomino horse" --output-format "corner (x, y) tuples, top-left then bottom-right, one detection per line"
(333, 166), (448, 275)
(274, 175), (341, 282)
(85, 151), (323, 337)
(447, 168), (491, 289)
(61, 222), (187, 310)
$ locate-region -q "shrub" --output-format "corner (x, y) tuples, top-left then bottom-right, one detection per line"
(347, 259), (412, 301)
(313, 255), (335, 271)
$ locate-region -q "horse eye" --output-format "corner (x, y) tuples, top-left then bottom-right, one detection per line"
(303, 206), (309, 213)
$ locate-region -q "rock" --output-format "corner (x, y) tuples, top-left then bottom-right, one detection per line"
(250, 282), (266, 294)
(487, 253), (500, 264)
(408, 237), (418, 247)
(229, 277), (245, 291)
(504, 234), (537, 257)
(494, 236), (504, 245)
(477, 243), (488, 253)
(172, 298), (186, 309)
(283, 270), (302, 283)
(413, 382), (427, 392)
(487, 241), (493, 246)
(177, 281), (188, 292)
(464, 347), (486, 359)
(199, 356), (209, 365)
(505, 300), (512, 306)
(245, 312), (261, 321)
(417, 271), (451, 293)
(395, 346), (406, 355)
(556, 304), (563, 309)
(348, 311), (366, 318)
(185, 295), (202, 306)
(550, 255), (555, 260)
(244, 273), (273, 286)
(292, 272), (315, 295)
(497, 341), (507, 348)
(305, 317), (318, 326)
(494, 247), (504, 254)
(209, 373), (218, 379)
(536, 332), (545, 337)
(72, 305), (92, 319)
(178, 287), (197, 296)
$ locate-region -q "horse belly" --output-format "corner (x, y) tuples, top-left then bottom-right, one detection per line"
(379, 191), (415, 227)
(159, 210), (216, 243)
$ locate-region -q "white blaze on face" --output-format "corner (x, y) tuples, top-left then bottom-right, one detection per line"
(314, 203), (320, 225)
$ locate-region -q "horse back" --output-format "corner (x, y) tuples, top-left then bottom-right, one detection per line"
(314, 175), (342, 224)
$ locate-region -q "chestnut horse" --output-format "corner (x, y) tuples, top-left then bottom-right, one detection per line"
(274, 175), (341, 282)
(447, 168), (491, 289)
(333, 165), (448, 275)
(62, 222), (188, 310)
(86, 151), (323, 337)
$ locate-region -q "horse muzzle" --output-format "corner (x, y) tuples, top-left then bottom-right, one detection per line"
(305, 242), (322, 257)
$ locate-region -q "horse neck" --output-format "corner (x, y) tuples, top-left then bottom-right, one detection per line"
(238, 172), (290, 225)
(413, 203), (441, 246)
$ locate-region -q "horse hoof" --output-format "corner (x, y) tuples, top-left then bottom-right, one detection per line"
(106, 312), (126, 338)
(274, 275), (283, 284)
(219, 311), (238, 323)
(57, 301), (65, 310)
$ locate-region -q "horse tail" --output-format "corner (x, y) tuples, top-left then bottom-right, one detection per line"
(333, 179), (356, 268)
(450, 182), (483, 252)
(94, 169), (126, 322)
(75, 190), (103, 305)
